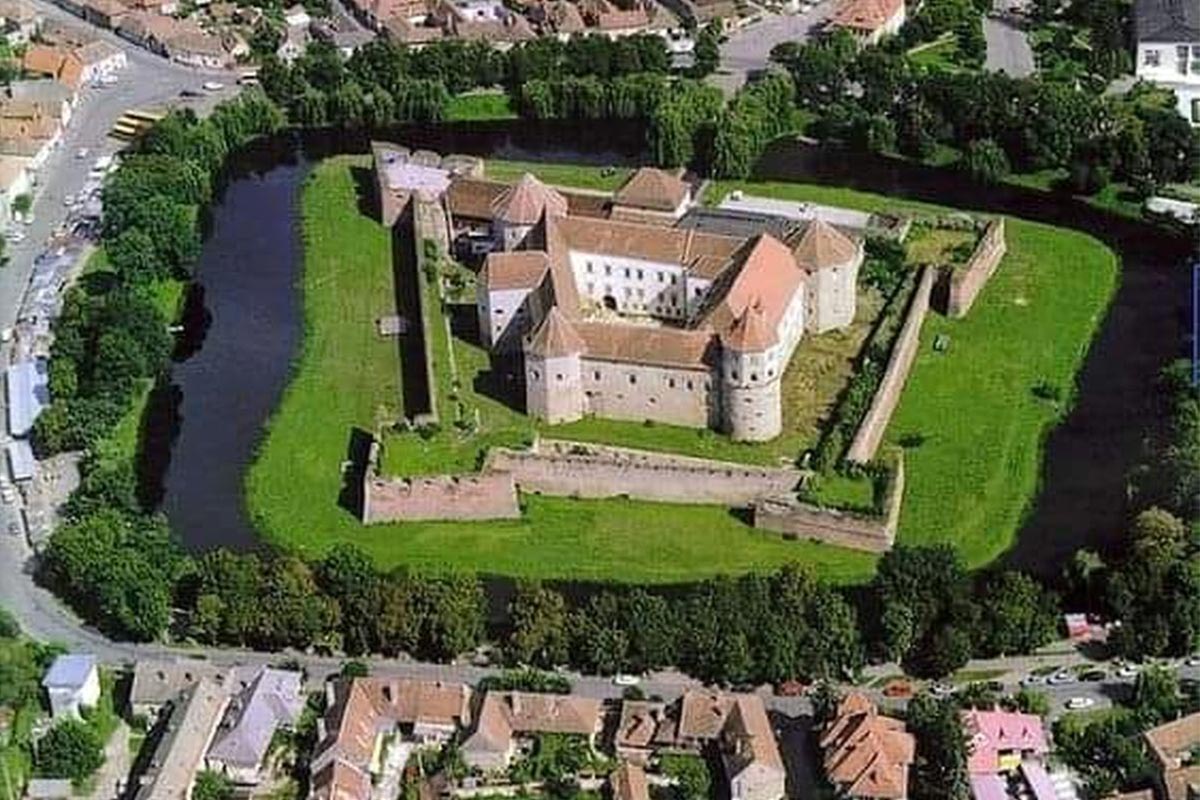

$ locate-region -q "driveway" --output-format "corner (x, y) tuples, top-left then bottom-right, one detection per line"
(715, 4), (837, 94)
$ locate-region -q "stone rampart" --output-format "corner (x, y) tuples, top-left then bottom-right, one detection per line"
(845, 266), (934, 464)
(362, 443), (519, 523)
(944, 217), (1006, 318)
(751, 452), (904, 553)
(483, 438), (802, 505)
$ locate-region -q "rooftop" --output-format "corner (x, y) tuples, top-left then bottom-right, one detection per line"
(42, 654), (96, 690)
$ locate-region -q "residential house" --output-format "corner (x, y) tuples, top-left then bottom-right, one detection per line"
(1135, 0), (1200, 123)
(614, 700), (677, 765)
(962, 710), (1049, 775)
(310, 678), (472, 800)
(820, 693), (915, 800)
(79, 0), (128, 29)
(1144, 711), (1200, 800)
(610, 166), (692, 225)
(720, 696), (786, 800)
(21, 45), (83, 92)
(9, 80), (75, 123)
(310, 16), (373, 55)
(0, 96), (66, 168)
(527, 0), (585, 37)
(277, 23), (309, 62)
(117, 11), (179, 55)
(75, 41), (127, 82)
(0, 155), (31, 225)
(0, 0), (40, 44)
(128, 659), (237, 719)
(164, 23), (244, 68)
(431, 0), (536, 45)
(41, 654), (100, 719)
(134, 679), (230, 800)
(829, 0), (905, 45)
(576, 0), (665, 37)
(461, 691), (603, 772)
(610, 762), (651, 800)
(205, 667), (305, 786)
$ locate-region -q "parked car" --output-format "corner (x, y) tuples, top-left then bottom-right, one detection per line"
(1079, 669), (1107, 682)
(928, 682), (956, 697)
(1048, 669), (1074, 685)
(1185, 654), (1200, 667)
(1115, 663), (1140, 679)
(1065, 697), (1096, 710)
(613, 674), (641, 687)
(75, 147), (89, 159)
(202, 81), (224, 92)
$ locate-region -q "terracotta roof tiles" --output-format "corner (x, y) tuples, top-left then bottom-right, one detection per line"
(614, 167), (690, 213)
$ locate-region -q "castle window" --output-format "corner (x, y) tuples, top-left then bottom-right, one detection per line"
(649, 397), (656, 404)
(624, 268), (631, 278)
(605, 265), (612, 276)
(751, 373), (758, 382)
(587, 262), (594, 273)
(556, 373), (563, 381)
(668, 378), (676, 388)
(670, 275), (677, 285)
(768, 369), (775, 377)
(636, 287), (644, 298)
(594, 370), (601, 380)
(744, 397), (752, 404)
(658, 271), (664, 282)
(624, 287), (632, 297)
(532, 370), (541, 379)
(636, 269), (643, 280)
(495, 308), (504, 315)
(695, 287), (702, 296)
(686, 380), (694, 390)
(587, 283), (594, 294)
(731, 371), (739, 381)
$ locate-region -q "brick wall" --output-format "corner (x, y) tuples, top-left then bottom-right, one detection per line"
(845, 266), (934, 464)
(751, 452), (905, 553)
(363, 470), (520, 523)
(484, 439), (802, 505)
(945, 218), (1006, 318)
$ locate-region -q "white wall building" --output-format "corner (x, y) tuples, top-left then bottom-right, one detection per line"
(1135, 0), (1200, 123)
(42, 654), (101, 719)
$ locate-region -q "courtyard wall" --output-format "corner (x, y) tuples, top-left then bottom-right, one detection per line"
(943, 218), (1007, 318)
(362, 443), (520, 522)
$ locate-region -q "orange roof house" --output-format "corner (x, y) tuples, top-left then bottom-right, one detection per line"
(820, 693), (915, 800)
(829, 0), (905, 44)
(21, 44), (82, 90)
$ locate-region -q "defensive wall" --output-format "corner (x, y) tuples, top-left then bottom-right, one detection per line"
(940, 217), (1007, 318)
(845, 266), (934, 464)
(751, 452), (903, 553)
(483, 438), (803, 505)
(361, 442), (520, 523)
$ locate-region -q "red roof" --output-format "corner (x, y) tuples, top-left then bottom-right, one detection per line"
(962, 710), (1049, 774)
(830, 0), (902, 32)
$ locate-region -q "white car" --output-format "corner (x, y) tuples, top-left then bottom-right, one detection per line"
(613, 674), (641, 686)
(1048, 669), (1074, 685)
(928, 682), (956, 697)
(5, 230), (25, 243)
(1115, 664), (1140, 679)
(75, 147), (89, 159)
(202, 81), (225, 92)
(1065, 697), (1096, 711)
(2, 485), (17, 504)
(100, 74), (118, 86)
(1185, 654), (1200, 667)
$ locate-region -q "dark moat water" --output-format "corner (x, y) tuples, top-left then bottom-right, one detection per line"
(148, 125), (1193, 583)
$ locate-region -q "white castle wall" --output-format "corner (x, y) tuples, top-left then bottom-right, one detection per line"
(579, 358), (715, 428)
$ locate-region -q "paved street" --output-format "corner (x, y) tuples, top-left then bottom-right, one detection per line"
(984, 0), (1034, 77)
(715, 4), (836, 94)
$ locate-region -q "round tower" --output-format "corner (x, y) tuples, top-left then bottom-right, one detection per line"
(721, 305), (783, 442)
(524, 308), (585, 425)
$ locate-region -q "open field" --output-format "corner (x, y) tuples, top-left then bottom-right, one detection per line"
(708, 180), (1118, 567)
(247, 157), (1117, 582)
(483, 161), (632, 193)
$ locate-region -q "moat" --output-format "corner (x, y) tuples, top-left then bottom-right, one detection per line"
(145, 121), (1193, 581)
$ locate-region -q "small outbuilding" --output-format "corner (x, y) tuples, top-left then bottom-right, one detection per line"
(42, 653), (100, 718)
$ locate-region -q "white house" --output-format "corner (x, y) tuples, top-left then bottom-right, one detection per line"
(1134, 0), (1200, 123)
(0, 155), (31, 226)
(42, 654), (101, 719)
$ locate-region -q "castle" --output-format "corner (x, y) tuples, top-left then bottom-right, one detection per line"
(374, 145), (863, 442)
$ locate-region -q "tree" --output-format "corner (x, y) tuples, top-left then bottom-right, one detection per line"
(691, 23), (720, 78)
(659, 754), (710, 800)
(1131, 665), (1181, 726)
(35, 719), (103, 783)
(318, 544), (381, 655)
(1004, 688), (1050, 717)
(1128, 507), (1187, 563)
(974, 571), (1060, 657)
(907, 695), (970, 800)
(417, 573), (485, 661)
(192, 771), (234, 800)
(960, 138), (1010, 185)
(507, 581), (569, 669)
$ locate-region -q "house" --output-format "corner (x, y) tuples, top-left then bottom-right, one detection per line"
(134, 679), (230, 800)
(0, 155), (31, 224)
(79, 0), (127, 28)
(5, 359), (49, 437)
(23, 779), (73, 800)
(205, 667), (305, 786)
(310, 16), (373, 55)
(829, 0), (905, 45)
(610, 166), (692, 224)
(21, 45), (83, 92)
(614, 700), (677, 765)
(610, 762), (651, 800)
(0, 0), (40, 44)
(42, 654), (100, 719)
(820, 693), (915, 800)
(720, 696), (786, 800)
(310, 678), (472, 800)
(9, 81), (75, 124)
(962, 710), (1049, 775)
(75, 40), (127, 82)
(128, 660), (237, 719)
(1144, 711), (1200, 800)
(461, 691), (603, 772)
(1134, 0), (1200, 123)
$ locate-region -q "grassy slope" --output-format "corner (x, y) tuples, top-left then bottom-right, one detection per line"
(708, 180), (1119, 565)
(247, 156), (877, 583)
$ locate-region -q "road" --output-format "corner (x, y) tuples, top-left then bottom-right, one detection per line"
(715, 4), (836, 94)
(984, 0), (1034, 77)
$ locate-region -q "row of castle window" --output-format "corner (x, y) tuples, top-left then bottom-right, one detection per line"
(587, 283), (682, 309)
(532, 368), (708, 392)
(729, 369), (776, 382)
(586, 261), (680, 285)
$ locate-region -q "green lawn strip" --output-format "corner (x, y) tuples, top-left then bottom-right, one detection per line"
(248, 156), (878, 583)
(708, 179), (1118, 569)
(951, 667), (1008, 684)
(445, 90), (518, 122)
(484, 160), (632, 193)
(418, 256), (456, 423)
(907, 35), (966, 72)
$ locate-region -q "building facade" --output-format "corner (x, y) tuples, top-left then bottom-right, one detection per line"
(1134, 0), (1200, 122)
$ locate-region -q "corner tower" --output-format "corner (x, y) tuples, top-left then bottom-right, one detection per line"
(524, 308), (585, 424)
(490, 174), (569, 251)
(792, 220), (862, 334)
(721, 303), (783, 442)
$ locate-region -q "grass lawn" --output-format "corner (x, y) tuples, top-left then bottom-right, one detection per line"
(484, 160), (632, 193)
(905, 226), (978, 267)
(907, 35), (967, 72)
(250, 157), (1115, 583)
(708, 179), (1118, 568)
(445, 90), (518, 122)
(247, 156), (878, 583)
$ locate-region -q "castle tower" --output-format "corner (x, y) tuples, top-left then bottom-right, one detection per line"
(524, 308), (585, 424)
(721, 303), (783, 442)
(792, 220), (862, 334)
(490, 174), (569, 252)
